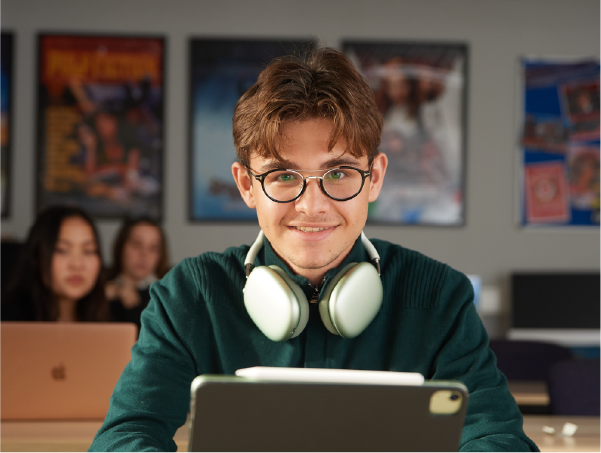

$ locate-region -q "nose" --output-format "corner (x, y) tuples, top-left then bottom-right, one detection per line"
(294, 177), (330, 216)
(69, 252), (85, 269)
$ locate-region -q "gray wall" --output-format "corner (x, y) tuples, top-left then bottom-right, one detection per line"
(2, 0), (599, 324)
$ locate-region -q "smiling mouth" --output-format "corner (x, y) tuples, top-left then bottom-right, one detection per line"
(293, 226), (330, 232)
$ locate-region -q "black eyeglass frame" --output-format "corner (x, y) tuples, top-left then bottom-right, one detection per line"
(246, 165), (372, 203)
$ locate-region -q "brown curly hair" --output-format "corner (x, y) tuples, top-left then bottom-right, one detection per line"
(232, 46), (383, 167)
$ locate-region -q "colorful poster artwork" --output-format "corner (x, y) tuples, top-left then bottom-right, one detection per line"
(1, 32), (13, 218)
(343, 41), (467, 226)
(524, 162), (570, 224)
(36, 34), (165, 219)
(521, 59), (600, 226)
(189, 39), (312, 221)
(567, 145), (600, 211)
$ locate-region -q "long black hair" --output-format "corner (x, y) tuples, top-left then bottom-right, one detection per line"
(1, 205), (108, 322)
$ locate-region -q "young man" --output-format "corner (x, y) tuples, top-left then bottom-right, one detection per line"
(90, 47), (537, 452)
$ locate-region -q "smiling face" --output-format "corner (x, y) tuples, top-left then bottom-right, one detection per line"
(233, 118), (387, 284)
(50, 216), (102, 305)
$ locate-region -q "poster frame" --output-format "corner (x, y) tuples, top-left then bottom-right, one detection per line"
(2, 31), (15, 219)
(517, 56), (600, 228)
(187, 37), (315, 223)
(35, 32), (166, 220)
(342, 39), (469, 227)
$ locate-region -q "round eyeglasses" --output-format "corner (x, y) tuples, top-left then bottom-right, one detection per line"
(246, 166), (372, 203)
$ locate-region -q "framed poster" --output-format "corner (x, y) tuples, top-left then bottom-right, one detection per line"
(1, 32), (14, 218)
(343, 41), (468, 226)
(36, 34), (165, 219)
(520, 58), (600, 227)
(189, 38), (313, 221)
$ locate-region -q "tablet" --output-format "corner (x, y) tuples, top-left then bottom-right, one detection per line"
(187, 368), (469, 452)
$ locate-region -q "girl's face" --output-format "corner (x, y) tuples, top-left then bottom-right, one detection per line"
(50, 216), (102, 303)
(121, 224), (162, 282)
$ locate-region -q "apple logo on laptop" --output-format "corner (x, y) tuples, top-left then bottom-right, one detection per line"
(51, 363), (66, 381)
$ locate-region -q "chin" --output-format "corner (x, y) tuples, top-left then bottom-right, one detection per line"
(71, 287), (95, 301)
(288, 255), (336, 272)
(62, 292), (87, 302)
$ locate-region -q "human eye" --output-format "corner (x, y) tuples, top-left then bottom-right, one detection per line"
(54, 242), (69, 255)
(273, 171), (299, 183)
(326, 169), (349, 181)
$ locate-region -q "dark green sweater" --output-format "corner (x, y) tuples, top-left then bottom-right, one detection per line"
(90, 236), (538, 452)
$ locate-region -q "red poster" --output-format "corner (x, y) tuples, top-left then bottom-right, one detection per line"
(525, 163), (570, 224)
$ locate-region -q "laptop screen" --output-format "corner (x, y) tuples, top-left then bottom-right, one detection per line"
(1, 322), (136, 420)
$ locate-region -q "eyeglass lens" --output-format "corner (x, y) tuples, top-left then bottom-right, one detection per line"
(263, 168), (364, 202)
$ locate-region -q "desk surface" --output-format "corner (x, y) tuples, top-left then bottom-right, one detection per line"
(523, 415), (600, 452)
(1, 415), (598, 452)
(0, 420), (188, 452)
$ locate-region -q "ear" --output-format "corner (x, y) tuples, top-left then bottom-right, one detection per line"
(367, 152), (388, 203)
(232, 162), (257, 209)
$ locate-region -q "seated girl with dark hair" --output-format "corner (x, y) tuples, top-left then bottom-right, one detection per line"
(2, 205), (108, 322)
(105, 217), (169, 332)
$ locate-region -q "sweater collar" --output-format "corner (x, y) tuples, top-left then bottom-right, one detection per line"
(259, 234), (369, 291)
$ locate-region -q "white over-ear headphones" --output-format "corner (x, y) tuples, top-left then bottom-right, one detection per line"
(243, 230), (383, 342)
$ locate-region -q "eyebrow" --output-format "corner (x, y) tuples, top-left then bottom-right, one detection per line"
(258, 155), (364, 172)
(56, 238), (97, 247)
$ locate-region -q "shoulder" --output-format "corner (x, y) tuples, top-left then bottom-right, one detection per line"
(152, 243), (250, 312)
(177, 244), (249, 281)
(166, 244), (249, 292)
(370, 237), (451, 283)
(370, 238), (471, 311)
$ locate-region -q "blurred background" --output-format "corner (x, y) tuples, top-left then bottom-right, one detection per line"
(2, 0), (599, 339)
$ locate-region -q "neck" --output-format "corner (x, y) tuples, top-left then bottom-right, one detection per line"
(296, 270), (327, 287)
(56, 298), (77, 322)
(285, 251), (350, 286)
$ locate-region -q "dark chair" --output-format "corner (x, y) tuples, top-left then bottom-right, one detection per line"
(489, 339), (573, 381)
(547, 358), (600, 416)
(1, 240), (23, 291)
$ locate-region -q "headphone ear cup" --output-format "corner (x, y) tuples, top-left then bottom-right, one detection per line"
(318, 263), (358, 336)
(319, 262), (383, 339)
(243, 265), (309, 342)
(267, 266), (309, 339)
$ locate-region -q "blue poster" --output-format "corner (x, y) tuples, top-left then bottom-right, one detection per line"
(189, 39), (312, 221)
(521, 59), (600, 226)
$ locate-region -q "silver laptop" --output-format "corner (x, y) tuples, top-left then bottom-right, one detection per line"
(1, 322), (137, 420)
(188, 367), (469, 452)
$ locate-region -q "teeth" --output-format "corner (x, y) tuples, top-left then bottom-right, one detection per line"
(295, 226), (327, 232)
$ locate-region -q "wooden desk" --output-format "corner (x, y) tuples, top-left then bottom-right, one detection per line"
(2, 415), (599, 452)
(508, 380), (550, 406)
(522, 415), (600, 452)
(0, 420), (188, 452)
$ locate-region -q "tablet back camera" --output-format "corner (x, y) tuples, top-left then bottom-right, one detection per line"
(429, 390), (463, 415)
